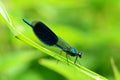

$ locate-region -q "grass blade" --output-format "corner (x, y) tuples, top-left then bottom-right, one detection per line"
(111, 58), (120, 80)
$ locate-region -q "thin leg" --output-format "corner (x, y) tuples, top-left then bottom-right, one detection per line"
(77, 59), (81, 65)
(66, 54), (69, 65)
(54, 50), (62, 56)
(56, 50), (63, 64)
(74, 56), (78, 64)
(60, 50), (63, 55)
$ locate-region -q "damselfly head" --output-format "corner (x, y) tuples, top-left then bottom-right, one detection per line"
(78, 52), (82, 58)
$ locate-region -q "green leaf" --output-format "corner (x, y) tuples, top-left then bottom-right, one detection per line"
(111, 58), (120, 80)
(0, 50), (41, 72)
(0, 2), (108, 80)
(39, 59), (108, 80)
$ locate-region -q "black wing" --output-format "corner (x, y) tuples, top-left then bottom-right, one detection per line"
(33, 22), (58, 46)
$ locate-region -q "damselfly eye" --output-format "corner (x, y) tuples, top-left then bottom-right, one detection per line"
(78, 52), (82, 58)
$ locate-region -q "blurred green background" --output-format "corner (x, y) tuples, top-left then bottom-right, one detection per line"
(0, 0), (120, 80)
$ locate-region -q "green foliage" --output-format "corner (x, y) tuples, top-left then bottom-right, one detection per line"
(0, 2), (108, 80)
(0, 0), (120, 80)
(111, 58), (120, 80)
